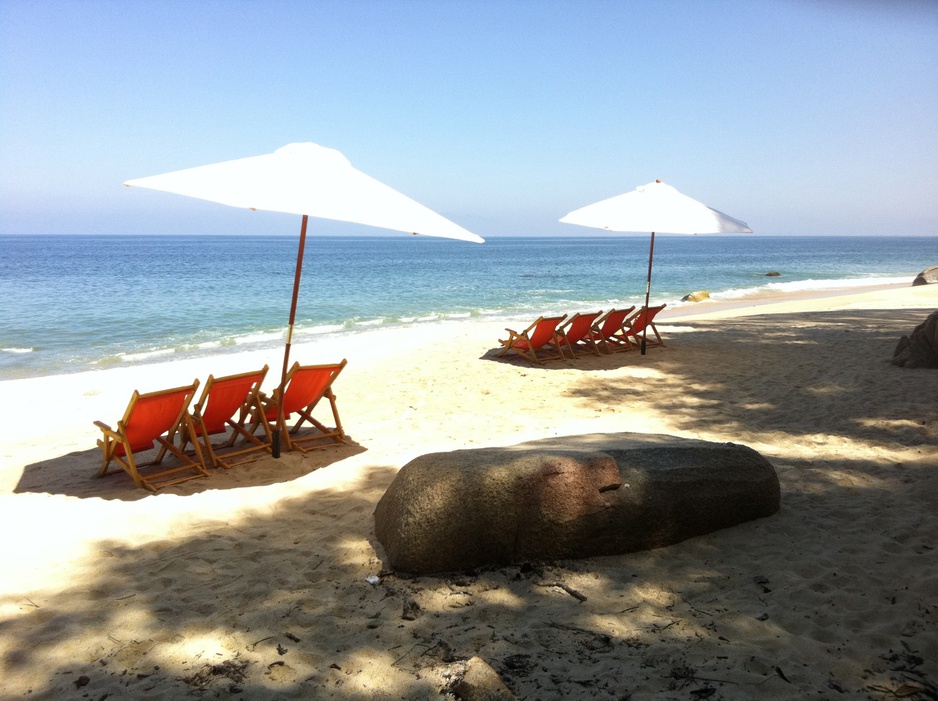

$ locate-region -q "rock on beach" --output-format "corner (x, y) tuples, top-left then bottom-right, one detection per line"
(374, 432), (780, 575)
(912, 265), (938, 286)
(892, 310), (938, 368)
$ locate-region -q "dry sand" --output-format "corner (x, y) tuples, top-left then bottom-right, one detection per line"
(0, 284), (936, 700)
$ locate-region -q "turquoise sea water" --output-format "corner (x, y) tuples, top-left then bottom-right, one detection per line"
(1, 235), (935, 379)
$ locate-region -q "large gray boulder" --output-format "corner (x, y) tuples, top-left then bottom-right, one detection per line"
(892, 310), (938, 369)
(374, 433), (780, 575)
(912, 265), (938, 286)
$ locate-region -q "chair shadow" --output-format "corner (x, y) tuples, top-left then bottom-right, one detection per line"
(480, 345), (663, 370)
(13, 434), (368, 502)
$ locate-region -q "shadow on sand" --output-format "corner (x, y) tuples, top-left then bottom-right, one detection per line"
(2, 452), (934, 699)
(14, 437), (367, 501)
(2, 308), (936, 699)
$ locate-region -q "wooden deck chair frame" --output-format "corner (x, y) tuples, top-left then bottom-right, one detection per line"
(622, 304), (668, 349)
(186, 365), (273, 469)
(94, 380), (208, 491)
(590, 307), (636, 353)
(497, 315), (567, 364)
(260, 359), (348, 453)
(556, 310), (603, 358)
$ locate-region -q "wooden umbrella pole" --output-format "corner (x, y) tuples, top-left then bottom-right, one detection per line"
(641, 230), (655, 355)
(273, 214), (309, 458)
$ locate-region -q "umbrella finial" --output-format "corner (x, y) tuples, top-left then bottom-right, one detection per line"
(656, 179), (661, 183)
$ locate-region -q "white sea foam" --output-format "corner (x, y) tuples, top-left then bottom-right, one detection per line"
(294, 324), (346, 337)
(113, 348), (177, 363)
(1, 347), (33, 354)
(234, 330), (284, 345)
(710, 275), (910, 302)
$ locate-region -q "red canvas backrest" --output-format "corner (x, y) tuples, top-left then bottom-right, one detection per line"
(529, 317), (565, 349)
(599, 309), (630, 337)
(630, 305), (666, 334)
(565, 312), (601, 343)
(280, 364), (343, 416)
(200, 374), (263, 434)
(122, 388), (193, 452)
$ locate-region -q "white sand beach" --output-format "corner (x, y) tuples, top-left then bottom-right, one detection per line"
(0, 283), (936, 700)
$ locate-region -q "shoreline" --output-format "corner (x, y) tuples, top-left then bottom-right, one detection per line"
(658, 280), (936, 319)
(2, 282), (935, 479)
(1, 279), (931, 384)
(0, 282), (936, 699)
(0, 261), (924, 382)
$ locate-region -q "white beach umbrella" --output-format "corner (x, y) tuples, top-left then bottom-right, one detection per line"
(125, 141), (483, 455)
(560, 179), (751, 353)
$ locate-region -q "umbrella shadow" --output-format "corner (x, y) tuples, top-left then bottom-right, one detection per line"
(13, 437), (367, 501)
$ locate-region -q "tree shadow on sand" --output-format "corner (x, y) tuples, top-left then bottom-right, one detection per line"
(565, 309), (938, 449)
(1, 453), (934, 700)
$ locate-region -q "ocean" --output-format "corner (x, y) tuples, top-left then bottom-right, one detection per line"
(1, 234), (934, 380)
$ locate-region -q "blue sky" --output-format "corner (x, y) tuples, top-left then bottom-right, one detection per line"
(1, 0), (936, 237)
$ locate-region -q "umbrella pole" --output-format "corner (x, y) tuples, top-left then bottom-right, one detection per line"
(641, 231), (655, 355)
(272, 214), (309, 458)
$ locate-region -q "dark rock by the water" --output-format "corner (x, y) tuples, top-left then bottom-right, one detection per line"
(892, 310), (938, 369)
(912, 265), (938, 286)
(765, 271), (781, 277)
(682, 290), (710, 303)
(374, 433), (780, 575)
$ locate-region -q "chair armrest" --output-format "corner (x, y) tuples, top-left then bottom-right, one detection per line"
(499, 329), (521, 344)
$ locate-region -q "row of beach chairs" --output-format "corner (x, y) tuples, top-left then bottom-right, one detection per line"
(498, 304), (667, 364)
(94, 360), (347, 491)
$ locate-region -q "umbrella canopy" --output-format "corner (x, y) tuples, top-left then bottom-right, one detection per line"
(125, 141), (483, 455)
(560, 179), (751, 353)
(125, 142), (483, 243)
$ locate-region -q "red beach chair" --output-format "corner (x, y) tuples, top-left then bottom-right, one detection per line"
(623, 304), (668, 349)
(590, 307), (636, 353)
(186, 366), (273, 469)
(94, 380), (208, 491)
(497, 316), (567, 364)
(260, 360), (347, 453)
(556, 310), (604, 358)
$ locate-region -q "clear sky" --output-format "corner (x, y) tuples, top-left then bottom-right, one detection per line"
(1, 0), (936, 237)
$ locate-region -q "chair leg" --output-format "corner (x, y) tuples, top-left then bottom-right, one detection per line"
(122, 451), (146, 490)
(288, 390), (345, 452)
(97, 438), (112, 477)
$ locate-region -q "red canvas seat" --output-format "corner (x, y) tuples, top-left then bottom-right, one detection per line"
(556, 310), (603, 358)
(590, 306), (636, 353)
(623, 304), (668, 349)
(497, 316), (566, 364)
(94, 380), (208, 491)
(260, 360), (347, 453)
(187, 366), (273, 469)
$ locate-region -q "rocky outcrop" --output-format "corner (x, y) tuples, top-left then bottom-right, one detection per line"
(912, 265), (938, 286)
(374, 433), (780, 575)
(892, 311), (938, 369)
(681, 290), (710, 303)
